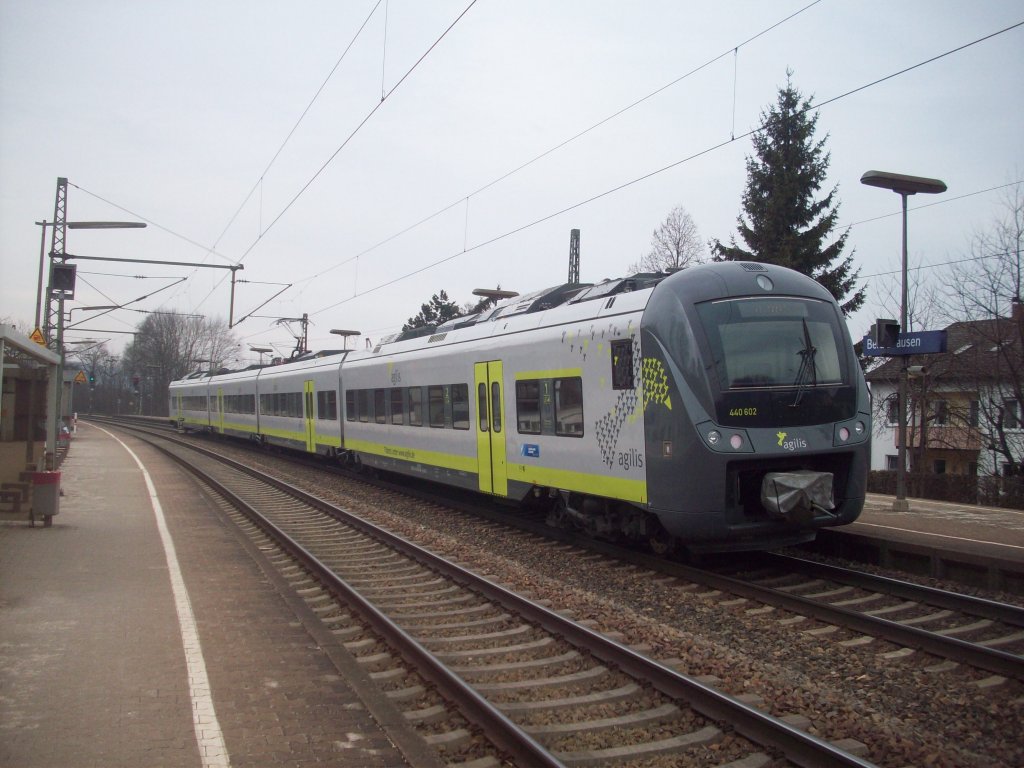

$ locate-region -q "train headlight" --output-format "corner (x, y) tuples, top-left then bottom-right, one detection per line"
(839, 427), (850, 442)
(729, 434), (744, 450)
(854, 421), (865, 435)
(707, 430), (722, 446)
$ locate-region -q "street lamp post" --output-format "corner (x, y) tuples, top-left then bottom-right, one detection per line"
(860, 170), (947, 512)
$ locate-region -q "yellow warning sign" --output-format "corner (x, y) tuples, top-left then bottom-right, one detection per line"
(29, 328), (46, 346)
(73, 370), (87, 384)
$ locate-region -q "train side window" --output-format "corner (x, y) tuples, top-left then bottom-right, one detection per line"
(357, 390), (370, 423)
(409, 387), (423, 426)
(452, 383), (469, 430)
(428, 385), (446, 428)
(345, 390), (356, 421)
(374, 389), (387, 424)
(390, 387), (404, 425)
(491, 382), (502, 433)
(516, 380), (541, 434)
(317, 390), (337, 421)
(555, 377), (584, 437)
(478, 383), (488, 431)
(611, 339), (635, 390)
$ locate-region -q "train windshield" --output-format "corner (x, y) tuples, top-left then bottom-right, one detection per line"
(696, 297), (847, 391)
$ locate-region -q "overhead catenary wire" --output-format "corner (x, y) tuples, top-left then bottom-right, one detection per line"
(309, 20), (1024, 318)
(190, 0), (480, 315)
(293, 0), (827, 289)
(68, 0), (826, 318)
(209, 0), (386, 253)
(71, 13), (1022, 334)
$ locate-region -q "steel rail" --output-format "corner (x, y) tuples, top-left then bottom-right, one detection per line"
(133, 427), (876, 768)
(764, 552), (1024, 627)
(140, 433), (563, 768)
(662, 560), (1024, 680)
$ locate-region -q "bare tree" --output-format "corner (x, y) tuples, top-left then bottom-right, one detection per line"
(629, 206), (705, 273)
(122, 312), (240, 416)
(942, 181), (1024, 476)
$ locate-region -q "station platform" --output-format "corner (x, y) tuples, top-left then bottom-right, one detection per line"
(856, 492), (1024, 559)
(811, 492), (1024, 592)
(0, 422), (431, 768)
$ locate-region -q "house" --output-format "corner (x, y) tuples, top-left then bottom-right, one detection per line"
(864, 304), (1024, 479)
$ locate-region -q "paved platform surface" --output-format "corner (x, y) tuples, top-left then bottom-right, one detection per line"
(855, 492), (1024, 563)
(0, 422), (419, 768)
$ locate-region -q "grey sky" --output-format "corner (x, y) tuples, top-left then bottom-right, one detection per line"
(1, 1), (1021, 360)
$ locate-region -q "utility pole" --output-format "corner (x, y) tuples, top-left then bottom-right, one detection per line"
(568, 229), (580, 285)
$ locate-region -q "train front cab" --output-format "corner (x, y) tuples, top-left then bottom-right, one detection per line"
(639, 263), (871, 553)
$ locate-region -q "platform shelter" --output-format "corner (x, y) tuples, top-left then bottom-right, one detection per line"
(0, 324), (61, 522)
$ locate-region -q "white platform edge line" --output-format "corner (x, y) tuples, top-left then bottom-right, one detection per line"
(95, 424), (231, 768)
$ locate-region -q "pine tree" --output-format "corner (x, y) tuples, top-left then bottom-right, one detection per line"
(403, 290), (461, 331)
(712, 73), (865, 315)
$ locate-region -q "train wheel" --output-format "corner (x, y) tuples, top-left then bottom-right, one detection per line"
(647, 519), (674, 556)
(545, 495), (571, 529)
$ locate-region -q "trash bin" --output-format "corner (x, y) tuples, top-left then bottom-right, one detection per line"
(29, 471), (60, 527)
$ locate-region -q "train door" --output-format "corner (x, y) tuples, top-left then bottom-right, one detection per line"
(303, 379), (316, 453)
(216, 388), (224, 434)
(474, 361), (507, 496)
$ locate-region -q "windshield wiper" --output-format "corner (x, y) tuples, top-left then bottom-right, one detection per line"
(790, 318), (817, 407)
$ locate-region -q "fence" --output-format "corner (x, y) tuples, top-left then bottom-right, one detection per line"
(867, 471), (1024, 509)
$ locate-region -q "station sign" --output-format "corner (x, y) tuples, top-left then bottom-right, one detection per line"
(862, 330), (947, 357)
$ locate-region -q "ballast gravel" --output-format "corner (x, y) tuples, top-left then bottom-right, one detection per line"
(210, 445), (1024, 768)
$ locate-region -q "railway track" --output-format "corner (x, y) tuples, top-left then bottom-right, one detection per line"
(115, 420), (876, 767)
(709, 552), (1024, 680)
(101, 417), (1024, 681)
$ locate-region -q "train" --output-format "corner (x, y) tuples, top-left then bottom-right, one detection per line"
(169, 261), (871, 554)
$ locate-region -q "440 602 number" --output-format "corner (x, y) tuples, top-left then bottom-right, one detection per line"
(729, 407), (758, 417)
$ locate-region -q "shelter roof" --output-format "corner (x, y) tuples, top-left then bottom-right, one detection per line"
(1, 324), (60, 367)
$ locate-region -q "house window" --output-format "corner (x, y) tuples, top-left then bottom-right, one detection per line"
(933, 459), (946, 475)
(885, 455), (899, 471)
(932, 400), (948, 426)
(1004, 399), (1020, 429)
(885, 395), (899, 426)
(969, 400), (980, 428)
